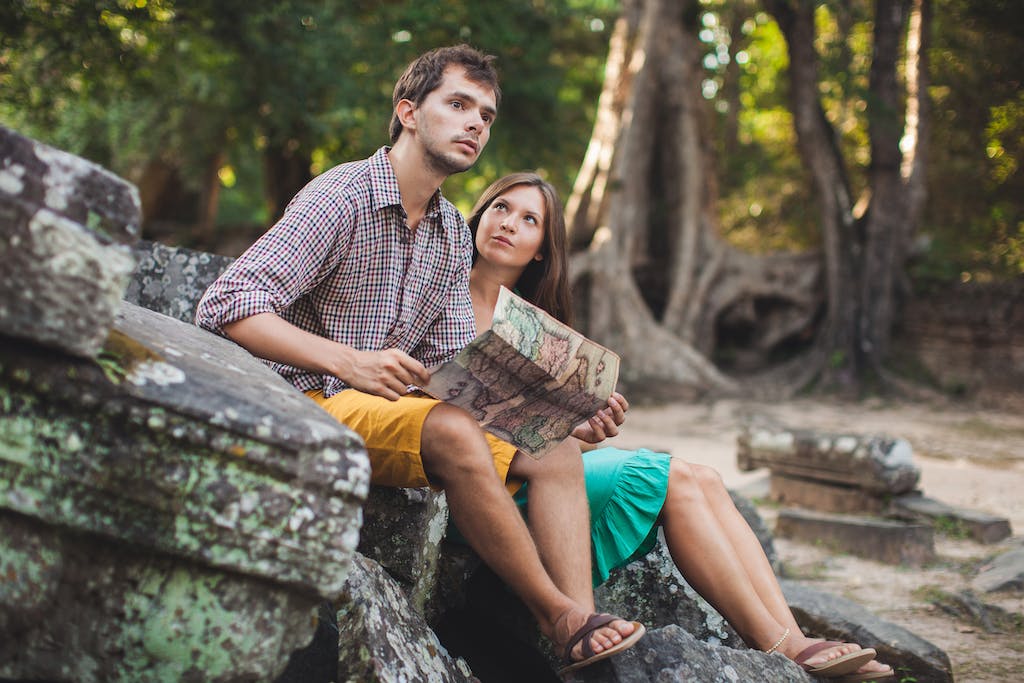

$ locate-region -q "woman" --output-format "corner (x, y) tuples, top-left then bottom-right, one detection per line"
(463, 172), (894, 682)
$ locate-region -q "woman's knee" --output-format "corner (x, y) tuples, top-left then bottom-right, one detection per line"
(692, 463), (726, 490)
(667, 459), (703, 500)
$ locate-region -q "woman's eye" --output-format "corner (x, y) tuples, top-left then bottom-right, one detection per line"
(525, 215), (537, 224)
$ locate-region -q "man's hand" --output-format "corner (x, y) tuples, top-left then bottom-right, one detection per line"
(343, 348), (430, 401)
(571, 392), (629, 444)
(223, 313), (428, 401)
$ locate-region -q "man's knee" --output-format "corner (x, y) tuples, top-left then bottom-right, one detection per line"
(421, 403), (494, 480)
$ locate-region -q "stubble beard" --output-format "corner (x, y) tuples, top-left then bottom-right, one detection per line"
(423, 145), (474, 176)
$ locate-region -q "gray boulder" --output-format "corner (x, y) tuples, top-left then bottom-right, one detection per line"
(124, 239), (236, 323)
(0, 125), (140, 357)
(0, 301), (370, 681)
(337, 553), (478, 682)
(571, 624), (810, 682)
(781, 579), (953, 683)
(360, 486), (450, 613)
(972, 544), (1024, 593)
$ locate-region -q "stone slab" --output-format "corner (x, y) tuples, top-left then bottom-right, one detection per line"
(0, 513), (317, 683)
(1, 126), (140, 357)
(893, 493), (1012, 544)
(774, 508), (935, 565)
(573, 624), (811, 683)
(737, 423), (920, 494)
(337, 554), (478, 682)
(359, 486), (449, 613)
(0, 300), (370, 596)
(972, 545), (1024, 594)
(770, 473), (888, 515)
(782, 579), (953, 683)
(124, 240), (235, 323)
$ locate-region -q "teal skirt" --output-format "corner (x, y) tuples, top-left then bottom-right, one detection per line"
(512, 446), (671, 587)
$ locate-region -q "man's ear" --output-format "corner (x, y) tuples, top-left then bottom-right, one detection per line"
(395, 99), (418, 134)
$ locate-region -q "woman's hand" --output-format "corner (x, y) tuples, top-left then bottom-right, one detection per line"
(571, 392), (629, 444)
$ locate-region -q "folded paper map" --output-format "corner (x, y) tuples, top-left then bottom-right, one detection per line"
(423, 286), (620, 458)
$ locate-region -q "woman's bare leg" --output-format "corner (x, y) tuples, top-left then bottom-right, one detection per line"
(659, 459), (790, 648)
(662, 459), (889, 672)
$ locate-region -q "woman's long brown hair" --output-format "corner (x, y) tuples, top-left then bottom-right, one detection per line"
(467, 173), (573, 325)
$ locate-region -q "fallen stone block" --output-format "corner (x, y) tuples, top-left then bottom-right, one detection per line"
(337, 553), (478, 682)
(972, 544), (1024, 594)
(124, 239), (235, 323)
(359, 485), (449, 613)
(782, 579), (954, 683)
(738, 422), (920, 494)
(1, 126), (141, 357)
(0, 301), (370, 679)
(770, 473), (888, 515)
(595, 534), (744, 647)
(775, 508), (935, 565)
(572, 623), (811, 682)
(0, 513), (321, 682)
(893, 492), (1012, 544)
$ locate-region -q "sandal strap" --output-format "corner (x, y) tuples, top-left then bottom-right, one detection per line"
(794, 641), (846, 665)
(562, 613), (619, 663)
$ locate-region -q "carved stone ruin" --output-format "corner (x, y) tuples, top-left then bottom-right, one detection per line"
(738, 419), (1011, 567)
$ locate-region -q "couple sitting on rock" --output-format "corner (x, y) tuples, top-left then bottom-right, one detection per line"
(196, 44), (892, 681)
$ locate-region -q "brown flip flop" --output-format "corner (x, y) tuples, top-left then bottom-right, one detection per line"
(837, 666), (896, 682)
(556, 613), (646, 676)
(795, 641), (878, 677)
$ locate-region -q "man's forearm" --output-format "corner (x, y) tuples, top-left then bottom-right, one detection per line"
(223, 312), (352, 379)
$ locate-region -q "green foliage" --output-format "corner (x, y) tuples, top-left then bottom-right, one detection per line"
(932, 515), (971, 540)
(0, 0), (615, 234)
(1, 0), (1020, 286)
(913, 0), (1024, 283)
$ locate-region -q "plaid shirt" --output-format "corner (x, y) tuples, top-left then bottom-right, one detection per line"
(196, 147), (475, 396)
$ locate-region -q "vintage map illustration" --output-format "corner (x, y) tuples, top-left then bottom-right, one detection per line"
(424, 287), (620, 457)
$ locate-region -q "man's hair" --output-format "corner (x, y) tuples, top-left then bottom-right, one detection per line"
(389, 44), (501, 144)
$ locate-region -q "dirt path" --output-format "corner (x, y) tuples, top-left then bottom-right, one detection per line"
(604, 396), (1024, 682)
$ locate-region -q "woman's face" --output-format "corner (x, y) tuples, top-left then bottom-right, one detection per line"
(475, 184), (546, 271)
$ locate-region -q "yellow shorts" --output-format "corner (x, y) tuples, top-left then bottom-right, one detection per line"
(306, 389), (521, 494)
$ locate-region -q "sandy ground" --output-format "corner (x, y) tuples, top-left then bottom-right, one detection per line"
(602, 396), (1024, 682)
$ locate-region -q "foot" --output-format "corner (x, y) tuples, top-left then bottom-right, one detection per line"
(553, 608), (637, 663)
(780, 635), (862, 667)
(845, 659), (895, 680)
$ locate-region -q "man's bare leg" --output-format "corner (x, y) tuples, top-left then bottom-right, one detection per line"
(507, 440), (593, 604)
(421, 404), (636, 659)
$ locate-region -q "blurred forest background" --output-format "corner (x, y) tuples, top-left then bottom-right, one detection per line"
(1, 0), (1021, 397)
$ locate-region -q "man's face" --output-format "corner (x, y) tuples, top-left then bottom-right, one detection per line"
(412, 65), (498, 176)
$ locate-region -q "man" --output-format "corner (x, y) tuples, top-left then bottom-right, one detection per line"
(196, 45), (643, 673)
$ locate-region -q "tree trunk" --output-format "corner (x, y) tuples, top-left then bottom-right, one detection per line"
(566, 0), (930, 398)
(860, 0), (910, 368)
(564, 0), (644, 252)
(761, 0), (926, 393)
(901, 0), (931, 254)
(764, 0), (865, 388)
(566, 0), (827, 398)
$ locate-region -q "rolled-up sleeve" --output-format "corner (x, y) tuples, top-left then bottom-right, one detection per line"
(196, 185), (352, 335)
